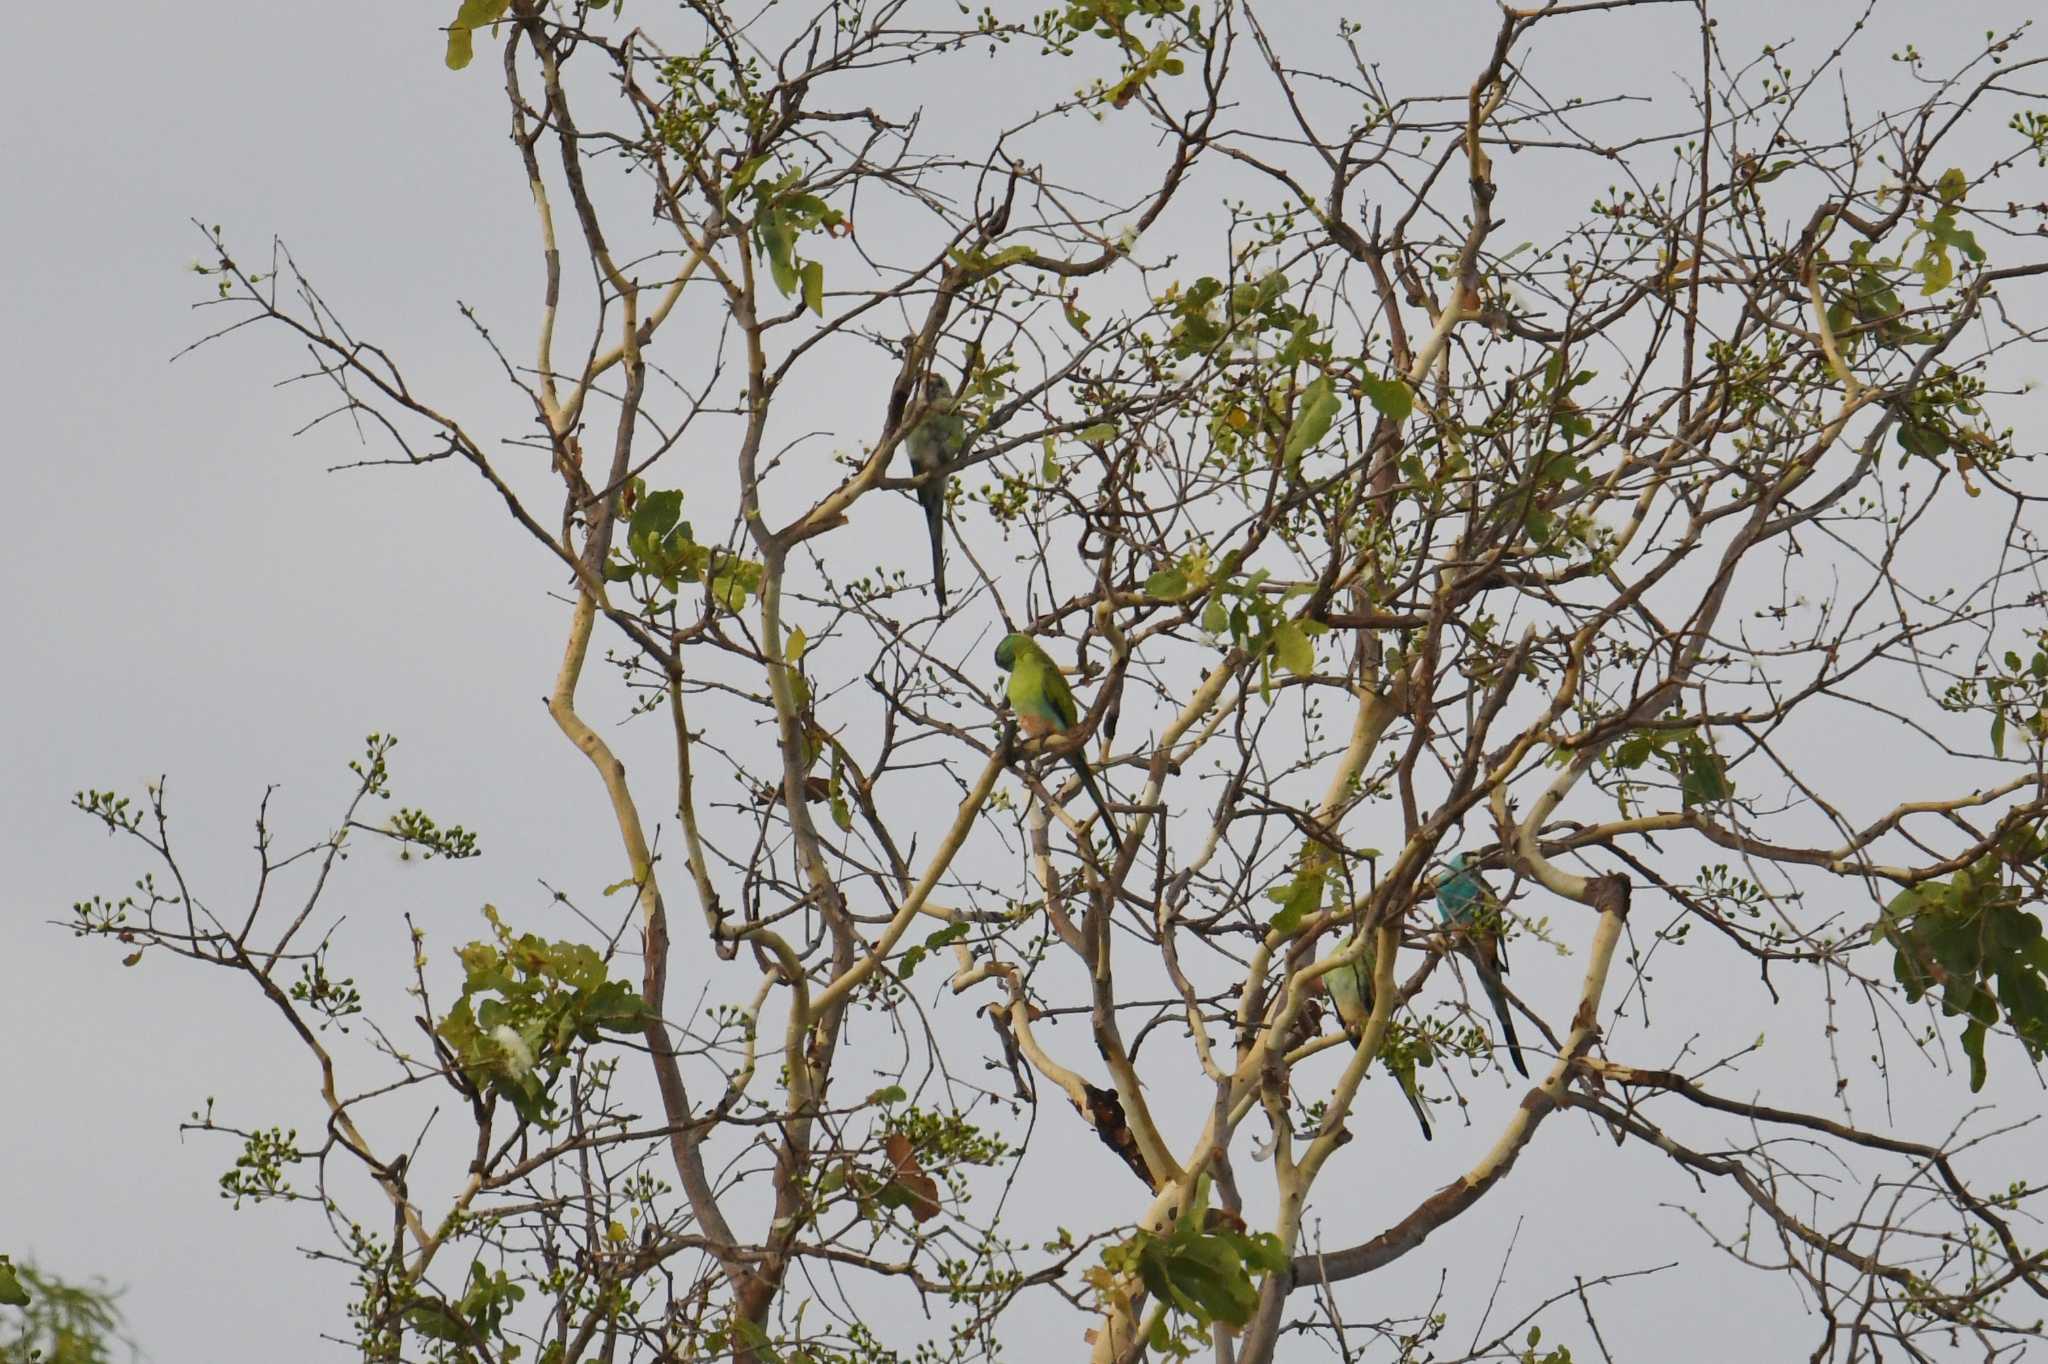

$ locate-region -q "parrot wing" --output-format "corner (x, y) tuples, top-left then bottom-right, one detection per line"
(904, 400), (962, 609)
(1008, 639), (1080, 733)
(1005, 638), (1118, 852)
(1435, 858), (1485, 925)
(1327, 948), (1432, 1141)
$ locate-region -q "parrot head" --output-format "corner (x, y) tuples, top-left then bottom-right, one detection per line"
(993, 633), (1024, 671)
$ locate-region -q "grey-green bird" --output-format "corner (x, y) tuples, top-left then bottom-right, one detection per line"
(1325, 933), (1432, 1141)
(993, 632), (1123, 853)
(904, 373), (964, 610)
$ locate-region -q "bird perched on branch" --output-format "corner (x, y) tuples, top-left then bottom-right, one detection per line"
(1435, 853), (1528, 1078)
(993, 632), (1122, 854)
(1324, 930), (1433, 1140)
(903, 372), (964, 610)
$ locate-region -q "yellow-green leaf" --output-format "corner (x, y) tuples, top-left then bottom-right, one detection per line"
(1359, 372), (1413, 422)
(785, 626), (808, 662)
(0, 1258), (26, 1308)
(1272, 621), (1314, 677)
(1282, 376), (1339, 471)
(445, 0), (510, 70)
(800, 259), (824, 316)
(712, 575), (749, 612)
(1146, 567), (1190, 599)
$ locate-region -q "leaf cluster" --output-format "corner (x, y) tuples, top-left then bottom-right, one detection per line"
(436, 910), (652, 1127)
(1878, 829), (2048, 1091)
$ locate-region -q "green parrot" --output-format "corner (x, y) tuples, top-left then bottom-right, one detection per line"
(1325, 933), (1433, 1141)
(903, 373), (965, 610)
(992, 632), (1123, 853)
(1435, 853), (1528, 1078)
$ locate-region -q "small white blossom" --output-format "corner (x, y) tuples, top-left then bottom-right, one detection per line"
(491, 1025), (535, 1079)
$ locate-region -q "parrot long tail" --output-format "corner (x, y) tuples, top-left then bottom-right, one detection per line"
(919, 484), (947, 610)
(1473, 958), (1529, 1078)
(1397, 1070), (1434, 1141)
(1346, 1032), (1433, 1141)
(1065, 750), (1124, 854)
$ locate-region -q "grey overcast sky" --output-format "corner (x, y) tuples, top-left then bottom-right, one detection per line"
(5, 3), (2046, 1361)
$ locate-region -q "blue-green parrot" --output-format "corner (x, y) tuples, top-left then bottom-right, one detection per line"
(1325, 933), (1432, 1140)
(1435, 854), (1528, 1078)
(993, 632), (1122, 853)
(904, 373), (965, 610)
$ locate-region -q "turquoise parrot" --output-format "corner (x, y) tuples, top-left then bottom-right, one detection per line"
(993, 632), (1122, 853)
(1325, 933), (1432, 1140)
(1435, 853), (1528, 1078)
(904, 373), (965, 610)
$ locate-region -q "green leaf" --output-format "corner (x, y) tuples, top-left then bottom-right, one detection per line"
(1271, 621), (1314, 677)
(732, 1318), (788, 1364)
(580, 980), (653, 1035)
(1041, 438), (1060, 482)
(1916, 239), (1956, 296)
(1265, 867), (1323, 937)
(1136, 1238), (1175, 1305)
(1359, 372), (1413, 422)
(1169, 1237), (1257, 1326)
(1080, 422), (1118, 444)
(1282, 376), (1339, 471)
(785, 627), (808, 662)
(757, 212), (799, 296)
(1897, 419), (1949, 459)
(1201, 596), (1228, 635)
(1991, 711), (2006, 758)
(1932, 220), (1985, 263)
(800, 259), (824, 316)
(712, 575), (749, 612)
(1962, 1017), (1989, 1092)
(1237, 1231), (1288, 1275)
(629, 488), (683, 550)
(406, 1300), (475, 1344)
(0, 1258), (28, 1308)
(445, 0), (510, 70)
(975, 245), (1036, 274)
(1146, 567), (1190, 600)
(1678, 734), (1733, 806)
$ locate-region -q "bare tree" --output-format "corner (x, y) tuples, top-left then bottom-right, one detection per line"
(69, 3), (2048, 1361)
